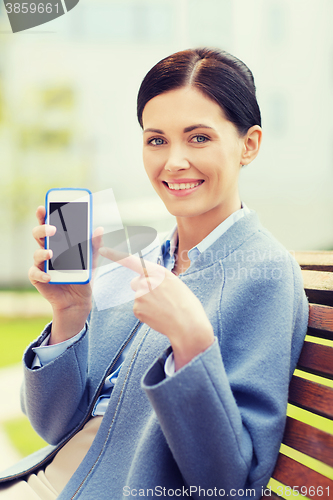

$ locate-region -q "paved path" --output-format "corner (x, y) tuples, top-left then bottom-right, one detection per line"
(0, 428), (22, 471)
(0, 363), (25, 471)
(0, 292), (52, 317)
(0, 364), (24, 422)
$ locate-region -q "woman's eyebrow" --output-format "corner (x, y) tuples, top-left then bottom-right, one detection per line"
(143, 128), (164, 134)
(183, 124), (214, 133)
(143, 124), (214, 134)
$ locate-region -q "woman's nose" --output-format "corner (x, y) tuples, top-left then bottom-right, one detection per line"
(164, 147), (190, 172)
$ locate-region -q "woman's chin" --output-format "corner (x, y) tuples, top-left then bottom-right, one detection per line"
(163, 203), (204, 219)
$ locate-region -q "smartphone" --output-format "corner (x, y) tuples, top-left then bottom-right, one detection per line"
(45, 188), (93, 284)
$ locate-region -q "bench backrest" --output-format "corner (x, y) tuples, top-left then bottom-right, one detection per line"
(260, 251), (333, 500)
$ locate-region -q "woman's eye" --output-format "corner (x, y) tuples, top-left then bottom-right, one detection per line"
(191, 135), (209, 143)
(148, 138), (165, 146)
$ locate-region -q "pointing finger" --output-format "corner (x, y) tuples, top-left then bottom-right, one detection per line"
(98, 246), (161, 277)
(36, 206), (46, 226)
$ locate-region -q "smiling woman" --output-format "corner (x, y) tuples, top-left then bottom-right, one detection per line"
(0, 48), (309, 500)
(142, 87), (258, 275)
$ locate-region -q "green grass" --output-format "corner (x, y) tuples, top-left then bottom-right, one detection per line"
(0, 316), (52, 368)
(3, 416), (48, 457)
(0, 286), (38, 293)
(0, 316), (51, 455)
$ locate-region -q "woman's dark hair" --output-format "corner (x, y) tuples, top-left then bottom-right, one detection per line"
(137, 48), (261, 136)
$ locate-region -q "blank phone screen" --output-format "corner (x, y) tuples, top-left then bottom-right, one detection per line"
(49, 202), (88, 271)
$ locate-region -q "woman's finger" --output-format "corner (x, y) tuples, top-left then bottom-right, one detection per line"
(33, 248), (53, 270)
(130, 275), (140, 292)
(32, 224), (56, 243)
(131, 273), (167, 298)
(28, 265), (51, 284)
(130, 274), (150, 292)
(92, 227), (104, 252)
(91, 227), (104, 278)
(99, 246), (163, 277)
(36, 205), (47, 228)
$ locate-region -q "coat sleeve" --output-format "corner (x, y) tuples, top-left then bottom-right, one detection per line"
(20, 323), (89, 445)
(142, 254), (309, 498)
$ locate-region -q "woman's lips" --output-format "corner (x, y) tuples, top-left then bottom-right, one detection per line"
(162, 180), (204, 197)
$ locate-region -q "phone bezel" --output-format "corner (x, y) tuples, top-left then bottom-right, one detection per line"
(44, 188), (93, 284)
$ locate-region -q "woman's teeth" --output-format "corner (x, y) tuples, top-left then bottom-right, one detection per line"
(167, 181), (202, 190)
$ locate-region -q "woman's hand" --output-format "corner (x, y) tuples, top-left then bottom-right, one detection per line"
(99, 247), (215, 370)
(28, 206), (103, 344)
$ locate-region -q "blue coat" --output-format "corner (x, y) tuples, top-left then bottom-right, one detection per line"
(0, 211), (309, 499)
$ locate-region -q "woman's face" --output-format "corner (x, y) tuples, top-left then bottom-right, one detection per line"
(142, 86), (247, 225)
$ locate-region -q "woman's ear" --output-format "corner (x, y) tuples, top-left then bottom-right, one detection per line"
(240, 125), (262, 166)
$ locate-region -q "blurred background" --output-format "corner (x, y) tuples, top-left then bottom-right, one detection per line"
(0, 0), (332, 287)
(0, 0), (333, 481)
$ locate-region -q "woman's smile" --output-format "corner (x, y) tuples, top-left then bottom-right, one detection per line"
(162, 178), (205, 196)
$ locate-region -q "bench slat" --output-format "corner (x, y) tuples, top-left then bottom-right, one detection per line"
(307, 304), (333, 340)
(308, 304), (333, 333)
(307, 328), (333, 342)
(282, 416), (333, 467)
(288, 376), (333, 420)
(272, 454), (333, 500)
(302, 270), (333, 306)
(297, 341), (333, 379)
(294, 251), (333, 272)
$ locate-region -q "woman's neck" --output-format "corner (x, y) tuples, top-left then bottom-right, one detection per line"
(173, 197), (242, 274)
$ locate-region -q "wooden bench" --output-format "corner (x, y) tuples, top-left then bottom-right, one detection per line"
(260, 251), (333, 500)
